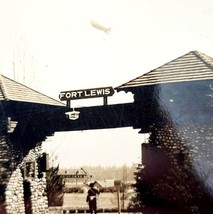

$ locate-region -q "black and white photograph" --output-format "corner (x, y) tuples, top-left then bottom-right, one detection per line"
(0, 0), (213, 213)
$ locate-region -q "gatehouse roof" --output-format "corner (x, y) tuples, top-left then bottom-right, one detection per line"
(116, 50), (213, 91)
(0, 74), (64, 106)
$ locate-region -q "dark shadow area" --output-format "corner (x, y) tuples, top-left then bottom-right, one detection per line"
(23, 181), (32, 214)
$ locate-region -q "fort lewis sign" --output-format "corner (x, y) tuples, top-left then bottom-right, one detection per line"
(59, 87), (114, 100)
(59, 86), (114, 106)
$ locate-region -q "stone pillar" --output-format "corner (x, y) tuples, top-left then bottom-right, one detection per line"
(144, 122), (213, 205)
(5, 168), (25, 214)
(4, 142), (49, 214)
(0, 135), (16, 185)
(30, 176), (49, 214)
(23, 145), (49, 214)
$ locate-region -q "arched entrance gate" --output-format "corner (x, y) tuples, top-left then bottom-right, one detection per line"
(0, 50), (213, 213)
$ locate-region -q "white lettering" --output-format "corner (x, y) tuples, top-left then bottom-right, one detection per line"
(96, 89), (103, 95)
(84, 90), (90, 97)
(59, 87), (113, 100)
(71, 92), (78, 98)
(77, 91), (83, 97)
(65, 92), (71, 99)
(90, 89), (96, 96)
(104, 88), (111, 95)
(59, 92), (65, 99)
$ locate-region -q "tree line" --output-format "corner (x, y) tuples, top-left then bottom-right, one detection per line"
(62, 164), (137, 181)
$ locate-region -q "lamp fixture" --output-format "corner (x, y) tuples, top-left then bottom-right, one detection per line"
(65, 108), (80, 120)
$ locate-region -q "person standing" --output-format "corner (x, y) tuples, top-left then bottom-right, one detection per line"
(86, 182), (100, 214)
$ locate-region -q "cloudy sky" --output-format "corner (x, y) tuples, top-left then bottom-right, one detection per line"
(0, 0), (213, 167)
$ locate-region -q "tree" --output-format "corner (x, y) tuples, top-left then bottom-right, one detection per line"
(132, 164), (163, 209)
(46, 166), (65, 206)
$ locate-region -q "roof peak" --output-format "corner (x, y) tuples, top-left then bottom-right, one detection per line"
(0, 74), (64, 106)
(116, 50), (213, 91)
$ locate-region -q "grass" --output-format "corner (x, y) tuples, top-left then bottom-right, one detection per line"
(63, 192), (132, 209)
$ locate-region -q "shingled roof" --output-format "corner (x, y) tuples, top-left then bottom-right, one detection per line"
(0, 74), (64, 106)
(116, 50), (213, 91)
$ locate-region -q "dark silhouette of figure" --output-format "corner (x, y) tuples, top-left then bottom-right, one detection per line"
(86, 182), (100, 214)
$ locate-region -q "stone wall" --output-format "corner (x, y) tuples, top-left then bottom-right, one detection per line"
(0, 134), (49, 214)
(0, 135), (19, 187)
(141, 122), (213, 209)
(6, 167), (25, 213)
(150, 122), (213, 189)
(20, 145), (49, 214)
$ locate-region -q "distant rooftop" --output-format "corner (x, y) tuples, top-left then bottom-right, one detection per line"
(116, 50), (213, 91)
(0, 74), (64, 106)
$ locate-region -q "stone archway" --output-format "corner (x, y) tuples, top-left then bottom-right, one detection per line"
(1, 50), (213, 213)
(4, 143), (49, 214)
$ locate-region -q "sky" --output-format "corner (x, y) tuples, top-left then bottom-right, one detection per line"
(0, 0), (213, 168)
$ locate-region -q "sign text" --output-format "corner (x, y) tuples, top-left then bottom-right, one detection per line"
(59, 87), (114, 101)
